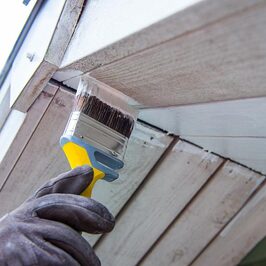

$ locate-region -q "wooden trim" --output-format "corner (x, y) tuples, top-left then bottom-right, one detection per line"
(184, 136), (266, 175)
(13, 61), (57, 112)
(12, 0), (84, 112)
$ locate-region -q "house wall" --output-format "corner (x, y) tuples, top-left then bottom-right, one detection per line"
(0, 85), (265, 265)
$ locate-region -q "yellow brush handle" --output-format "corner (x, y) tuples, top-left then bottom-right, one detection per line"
(62, 142), (105, 197)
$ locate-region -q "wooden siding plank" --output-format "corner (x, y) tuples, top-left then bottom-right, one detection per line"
(141, 161), (265, 266)
(184, 136), (266, 175)
(60, 0), (259, 73)
(84, 124), (173, 245)
(0, 88), (72, 215)
(94, 140), (224, 266)
(0, 87), (173, 251)
(191, 180), (266, 266)
(89, 1), (266, 107)
(0, 83), (58, 190)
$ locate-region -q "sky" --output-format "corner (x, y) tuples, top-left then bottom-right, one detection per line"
(0, 0), (37, 73)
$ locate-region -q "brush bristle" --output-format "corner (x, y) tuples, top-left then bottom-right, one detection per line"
(75, 94), (135, 138)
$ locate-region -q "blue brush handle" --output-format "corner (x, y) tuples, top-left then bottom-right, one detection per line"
(60, 135), (124, 182)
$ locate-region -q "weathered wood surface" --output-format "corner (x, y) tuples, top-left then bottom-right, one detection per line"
(0, 88), (72, 215)
(85, 124), (173, 245)
(94, 140), (224, 266)
(184, 136), (266, 175)
(0, 87), (173, 252)
(141, 161), (265, 266)
(60, 0), (259, 73)
(12, 0), (84, 112)
(191, 180), (266, 266)
(0, 83), (58, 190)
(89, 1), (266, 107)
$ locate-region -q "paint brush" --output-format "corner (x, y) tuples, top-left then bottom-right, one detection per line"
(60, 77), (138, 197)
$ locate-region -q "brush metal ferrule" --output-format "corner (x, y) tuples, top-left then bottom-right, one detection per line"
(64, 111), (128, 161)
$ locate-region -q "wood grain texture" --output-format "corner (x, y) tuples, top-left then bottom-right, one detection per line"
(191, 181), (266, 266)
(89, 1), (266, 107)
(84, 124), (173, 245)
(141, 161), (265, 266)
(0, 86), (173, 251)
(184, 136), (266, 175)
(0, 83), (58, 190)
(45, 0), (85, 66)
(13, 62), (57, 113)
(60, 0), (259, 73)
(0, 88), (72, 215)
(94, 140), (224, 266)
(11, 0), (66, 111)
(12, 0), (84, 112)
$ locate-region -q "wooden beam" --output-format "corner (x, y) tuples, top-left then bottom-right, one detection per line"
(191, 180), (266, 266)
(89, 1), (266, 107)
(60, 0), (259, 73)
(140, 161), (265, 266)
(0, 83), (58, 190)
(12, 0), (84, 112)
(94, 140), (224, 266)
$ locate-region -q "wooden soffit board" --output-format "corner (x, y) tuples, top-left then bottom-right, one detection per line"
(56, 0), (266, 107)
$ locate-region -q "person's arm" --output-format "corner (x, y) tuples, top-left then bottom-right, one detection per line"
(0, 166), (115, 265)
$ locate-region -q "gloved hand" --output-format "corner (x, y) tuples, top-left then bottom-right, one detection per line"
(0, 166), (115, 266)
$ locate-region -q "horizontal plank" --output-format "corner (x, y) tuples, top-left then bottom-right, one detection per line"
(184, 136), (266, 174)
(140, 97), (266, 137)
(141, 161), (265, 266)
(60, 0), (259, 73)
(94, 140), (224, 266)
(191, 180), (266, 266)
(84, 123), (173, 245)
(89, 1), (266, 107)
(0, 83), (58, 190)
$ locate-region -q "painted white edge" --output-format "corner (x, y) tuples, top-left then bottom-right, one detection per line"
(139, 97), (266, 137)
